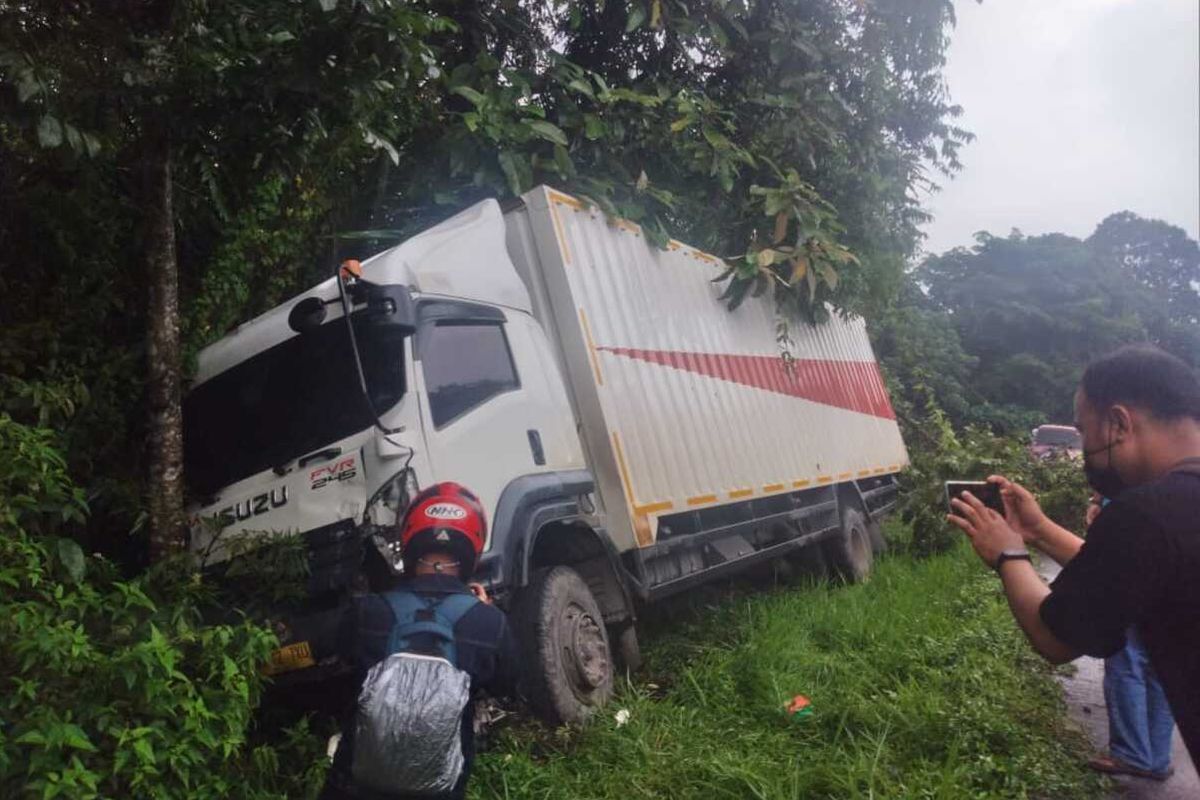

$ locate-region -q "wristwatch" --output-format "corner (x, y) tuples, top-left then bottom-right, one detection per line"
(994, 549), (1032, 573)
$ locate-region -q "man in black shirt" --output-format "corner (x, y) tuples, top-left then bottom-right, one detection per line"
(948, 345), (1200, 764)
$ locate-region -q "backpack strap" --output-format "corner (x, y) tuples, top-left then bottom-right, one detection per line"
(381, 590), (478, 664)
(423, 593), (478, 665)
(382, 591), (433, 655)
(433, 593), (479, 629)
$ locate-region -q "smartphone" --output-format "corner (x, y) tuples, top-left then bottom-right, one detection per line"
(945, 480), (1006, 517)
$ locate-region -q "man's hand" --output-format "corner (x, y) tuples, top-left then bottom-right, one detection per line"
(987, 475), (1050, 547)
(1084, 492), (1102, 527)
(467, 582), (492, 604)
(948, 490), (1027, 568)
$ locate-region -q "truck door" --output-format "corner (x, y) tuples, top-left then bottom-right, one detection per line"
(413, 300), (565, 546)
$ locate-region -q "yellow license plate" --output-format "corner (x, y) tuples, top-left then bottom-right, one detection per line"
(264, 641), (316, 676)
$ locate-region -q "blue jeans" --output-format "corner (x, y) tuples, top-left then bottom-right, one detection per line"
(1103, 627), (1175, 774)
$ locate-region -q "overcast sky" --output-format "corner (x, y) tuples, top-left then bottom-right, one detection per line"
(920, 0), (1200, 256)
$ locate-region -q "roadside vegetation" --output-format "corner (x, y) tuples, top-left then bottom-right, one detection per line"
(1, 400), (1100, 799)
(470, 529), (1106, 800)
(3, 1), (1196, 798)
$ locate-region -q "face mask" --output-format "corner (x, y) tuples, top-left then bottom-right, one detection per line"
(1082, 420), (1126, 498)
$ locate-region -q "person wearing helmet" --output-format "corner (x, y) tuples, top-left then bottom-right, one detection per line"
(320, 483), (522, 800)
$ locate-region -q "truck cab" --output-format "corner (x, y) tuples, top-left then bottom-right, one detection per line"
(185, 197), (624, 721)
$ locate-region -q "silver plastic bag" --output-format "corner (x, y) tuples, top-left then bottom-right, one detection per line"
(352, 652), (471, 795)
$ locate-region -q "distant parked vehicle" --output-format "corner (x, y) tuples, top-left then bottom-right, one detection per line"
(1029, 424), (1082, 460)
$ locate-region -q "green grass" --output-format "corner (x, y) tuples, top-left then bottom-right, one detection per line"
(468, 534), (1106, 799)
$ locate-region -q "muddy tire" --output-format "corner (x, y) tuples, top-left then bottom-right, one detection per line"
(514, 566), (614, 725)
(824, 506), (874, 582)
(614, 623), (642, 674)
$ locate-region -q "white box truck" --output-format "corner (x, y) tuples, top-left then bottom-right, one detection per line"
(184, 186), (908, 723)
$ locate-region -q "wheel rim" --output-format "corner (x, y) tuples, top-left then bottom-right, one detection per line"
(559, 601), (609, 692)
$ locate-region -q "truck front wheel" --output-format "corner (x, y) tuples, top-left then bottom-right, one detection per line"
(824, 506), (874, 583)
(514, 565), (614, 725)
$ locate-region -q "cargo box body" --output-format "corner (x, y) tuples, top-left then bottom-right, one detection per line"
(506, 187), (908, 557)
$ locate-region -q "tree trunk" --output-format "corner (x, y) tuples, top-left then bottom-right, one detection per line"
(143, 122), (185, 561)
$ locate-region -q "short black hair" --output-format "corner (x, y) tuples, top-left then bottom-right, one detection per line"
(1081, 344), (1200, 422)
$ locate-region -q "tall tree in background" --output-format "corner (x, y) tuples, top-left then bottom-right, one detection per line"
(1, 0), (971, 555)
(1088, 211), (1200, 326)
(1, 0), (442, 557)
(917, 216), (1200, 423)
(1087, 211), (1200, 366)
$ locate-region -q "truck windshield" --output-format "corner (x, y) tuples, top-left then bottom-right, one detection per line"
(183, 316), (406, 496)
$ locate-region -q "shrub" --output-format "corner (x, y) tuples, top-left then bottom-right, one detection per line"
(897, 404), (1089, 556)
(0, 416), (327, 799)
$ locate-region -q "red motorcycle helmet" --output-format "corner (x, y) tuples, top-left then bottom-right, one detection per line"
(399, 482), (487, 575)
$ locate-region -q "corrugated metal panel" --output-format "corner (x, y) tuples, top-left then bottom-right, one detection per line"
(517, 187), (908, 550)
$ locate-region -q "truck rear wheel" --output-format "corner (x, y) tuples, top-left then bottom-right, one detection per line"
(514, 565), (614, 725)
(824, 506), (873, 582)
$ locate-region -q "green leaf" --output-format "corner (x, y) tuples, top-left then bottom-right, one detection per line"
(553, 144), (574, 177)
(17, 73), (40, 103)
(583, 114), (605, 140)
(497, 151), (523, 195)
(450, 86), (487, 107)
(61, 724), (97, 752)
(817, 261), (839, 290)
(626, 4), (647, 32)
(669, 117), (691, 133)
(702, 126), (731, 150)
(717, 163), (734, 193)
(567, 79), (594, 98)
(266, 31), (296, 44)
(133, 737), (156, 764)
(37, 115), (63, 148)
(525, 120), (568, 146)
(317, 0), (338, 11)
(56, 538), (85, 583)
(64, 125), (83, 154)
(710, 266), (735, 284)
(362, 129), (399, 166)
(727, 279), (752, 311)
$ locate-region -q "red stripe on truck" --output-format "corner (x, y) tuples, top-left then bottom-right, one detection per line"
(597, 347), (896, 420)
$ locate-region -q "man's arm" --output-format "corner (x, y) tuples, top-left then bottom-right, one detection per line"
(1027, 517), (1084, 566)
(996, 559), (1078, 664)
(953, 490), (1143, 664)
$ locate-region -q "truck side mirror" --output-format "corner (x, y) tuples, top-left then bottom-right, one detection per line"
(288, 297), (328, 333)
